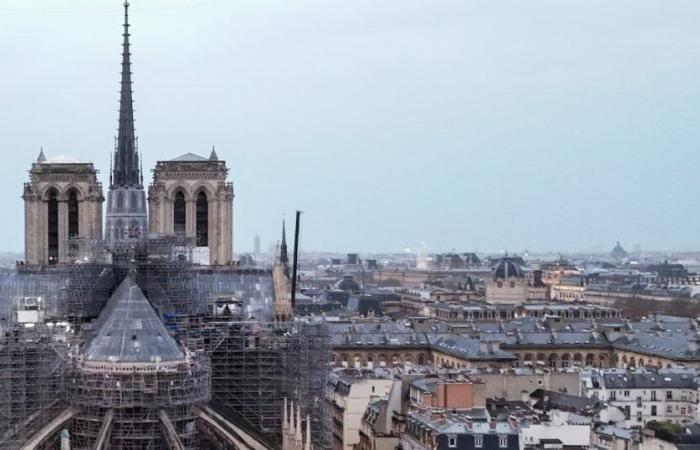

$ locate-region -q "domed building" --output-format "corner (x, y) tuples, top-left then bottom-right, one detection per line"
(486, 257), (528, 304)
(336, 275), (361, 294)
(610, 241), (628, 261)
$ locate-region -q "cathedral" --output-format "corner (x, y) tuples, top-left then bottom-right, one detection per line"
(2, 2), (327, 449)
(23, 0), (234, 266)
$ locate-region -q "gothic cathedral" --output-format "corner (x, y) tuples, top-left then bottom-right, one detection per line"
(22, 1), (234, 266)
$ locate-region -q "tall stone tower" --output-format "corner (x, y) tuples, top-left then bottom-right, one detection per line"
(23, 151), (104, 265)
(148, 149), (234, 265)
(105, 1), (148, 244)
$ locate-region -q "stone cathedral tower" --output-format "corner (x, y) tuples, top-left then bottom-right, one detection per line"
(105, 1), (148, 243)
(22, 151), (104, 265)
(148, 149), (234, 265)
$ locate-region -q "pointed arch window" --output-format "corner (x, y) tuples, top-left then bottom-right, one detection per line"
(174, 191), (186, 235)
(47, 189), (59, 265)
(196, 191), (208, 247)
(68, 190), (79, 238)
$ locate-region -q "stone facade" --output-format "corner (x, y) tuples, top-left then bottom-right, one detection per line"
(23, 153), (104, 265)
(148, 152), (234, 265)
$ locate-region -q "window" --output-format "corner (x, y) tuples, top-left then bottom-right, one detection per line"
(47, 189), (59, 265)
(499, 435), (508, 448)
(651, 405), (657, 416)
(637, 411), (642, 422)
(609, 391), (616, 401)
(624, 390), (630, 397)
(666, 391), (673, 400)
(681, 407), (687, 415)
(196, 191), (208, 246)
(448, 435), (457, 448)
(651, 391), (657, 401)
(173, 191), (186, 235)
(475, 435), (483, 448)
(68, 190), (79, 238)
(624, 406), (631, 420)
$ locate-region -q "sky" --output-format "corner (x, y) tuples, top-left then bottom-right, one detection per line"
(1, 0), (699, 255)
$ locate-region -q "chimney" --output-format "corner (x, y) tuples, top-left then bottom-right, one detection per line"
(479, 341), (488, 354)
(491, 342), (501, 353)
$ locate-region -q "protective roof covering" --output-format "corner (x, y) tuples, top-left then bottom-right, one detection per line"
(84, 274), (184, 363)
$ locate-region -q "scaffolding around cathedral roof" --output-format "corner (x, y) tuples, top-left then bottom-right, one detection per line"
(0, 319), (71, 448)
(2, 235), (330, 448)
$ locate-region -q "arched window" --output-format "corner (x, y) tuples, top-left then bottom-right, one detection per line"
(47, 189), (59, 265)
(174, 191), (186, 235)
(196, 191), (208, 246)
(68, 190), (79, 238)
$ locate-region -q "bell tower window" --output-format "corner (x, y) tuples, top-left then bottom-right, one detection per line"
(68, 190), (79, 238)
(47, 189), (59, 265)
(174, 191), (186, 235)
(196, 191), (208, 247)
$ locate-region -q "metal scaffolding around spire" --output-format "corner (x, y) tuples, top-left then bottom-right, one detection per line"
(111, 0), (141, 188)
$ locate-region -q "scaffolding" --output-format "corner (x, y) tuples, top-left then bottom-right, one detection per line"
(201, 309), (331, 448)
(0, 235), (332, 448)
(0, 319), (70, 448)
(68, 355), (210, 449)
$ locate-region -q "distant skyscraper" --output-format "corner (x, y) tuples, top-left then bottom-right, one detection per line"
(254, 234), (261, 255)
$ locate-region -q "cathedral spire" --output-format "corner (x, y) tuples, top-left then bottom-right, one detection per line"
(280, 220), (289, 276)
(111, 0), (141, 188)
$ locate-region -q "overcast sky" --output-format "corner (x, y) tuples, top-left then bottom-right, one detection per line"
(1, 0), (699, 254)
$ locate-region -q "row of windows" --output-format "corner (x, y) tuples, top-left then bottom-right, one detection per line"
(610, 390), (684, 401)
(447, 434), (509, 448)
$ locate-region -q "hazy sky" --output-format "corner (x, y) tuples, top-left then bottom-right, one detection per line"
(1, 0), (699, 254)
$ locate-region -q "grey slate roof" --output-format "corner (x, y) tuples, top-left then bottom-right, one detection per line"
(598, 372), (698, 389)
(84, 275), (184, 363)
(530, 389), (602, 415)
(171, 152), (208, 162)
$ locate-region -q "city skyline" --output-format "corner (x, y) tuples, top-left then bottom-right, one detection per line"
(2, 0), (699, 254)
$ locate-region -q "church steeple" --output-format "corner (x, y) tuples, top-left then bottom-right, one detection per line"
(280, 220), (289, 276)
(111, 0), (141, 188)
(105, 0), (148, 244)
